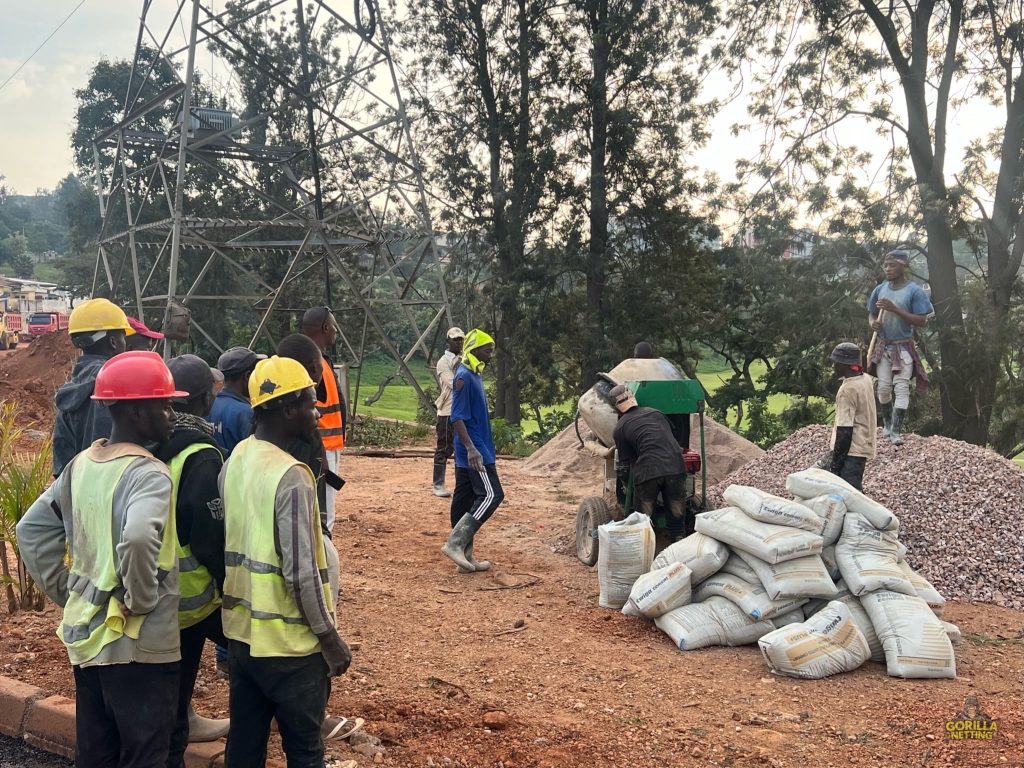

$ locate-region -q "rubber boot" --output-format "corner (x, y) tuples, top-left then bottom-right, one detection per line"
(463, 541), (490, 572)
(432, 463), (451, 497)
(441, 514), (479, 571)
(188, 703), (230, 742)
(880, 403), (892, 437)
(889, 407), (906, 445)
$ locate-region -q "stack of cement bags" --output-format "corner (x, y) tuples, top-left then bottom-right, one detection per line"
(597, 466), (957, 680)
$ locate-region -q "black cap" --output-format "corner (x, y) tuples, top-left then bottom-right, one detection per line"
(829, 342), (862, 367)
(167, 354), (215, 400)
(216, 346), (266, 375)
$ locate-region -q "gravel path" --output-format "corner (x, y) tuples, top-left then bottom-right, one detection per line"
(0, 735), (71, 768)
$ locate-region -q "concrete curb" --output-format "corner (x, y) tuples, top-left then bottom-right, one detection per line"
(0, 674), (285, 767)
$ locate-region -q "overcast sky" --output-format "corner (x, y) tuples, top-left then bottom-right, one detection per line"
(0, 0), (1006, 227)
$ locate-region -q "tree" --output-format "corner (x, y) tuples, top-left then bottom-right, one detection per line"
(726, 0), (1024, 445)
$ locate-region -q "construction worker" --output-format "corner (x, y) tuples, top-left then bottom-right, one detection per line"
(828, 342), (877, 491)
(608, 383), (690, 539)
(441, 329), (503, 573)
(209, 346), (265, 455)
(301, 306), (346, 532)
(867, 249), (932, 444)
(53, 298), (133, 476)
(17, 351), (186, 768)
(221, 356), (352, 766)
(633, 341), (654, 359)
(432, 326), (465, 497)
(126, 316), (166, 351)
(158, 355), (230, 762)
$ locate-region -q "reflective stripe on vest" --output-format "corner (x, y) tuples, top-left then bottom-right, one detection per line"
(221, 436), (334, 657)
(317, 357), (345, 450)
(169, 442), (222, 628)
(60, 455), (176, 665)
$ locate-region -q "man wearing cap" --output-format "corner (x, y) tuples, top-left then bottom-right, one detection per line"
(828, 342), (877, 490)
(609, 383), (689, 540)
(125, 316), (166, 352)
(867, 249), (932, 445)
(432, 327), (465, 497)
(158, 355), (231, 759)
(18, 351), (185, 768)
(301, 307), (346, 531)
(209, 346), (265, 456)
(53, 298), (132, 476)
(220, 357), (352, 766)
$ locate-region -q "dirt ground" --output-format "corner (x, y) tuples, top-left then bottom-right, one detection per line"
(3, 452), (1024, 768)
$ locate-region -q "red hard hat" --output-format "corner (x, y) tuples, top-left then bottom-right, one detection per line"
(91, 351), (190, 401)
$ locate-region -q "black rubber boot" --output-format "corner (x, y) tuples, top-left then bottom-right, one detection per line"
(881, 402), (893, 437)
(432, 463), (451, 497)
(889, 407), (906, 445)
(441, 514), (479, 571)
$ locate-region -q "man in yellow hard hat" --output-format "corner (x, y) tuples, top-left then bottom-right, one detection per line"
(220, 356), (353, 766)
(53, 298), (133, 476)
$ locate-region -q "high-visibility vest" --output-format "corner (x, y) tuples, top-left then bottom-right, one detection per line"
(168, 442), (222, 629)
(317, 356), (345, 450)
(61, 454), (176, 666)
(221, 436), (334, 657)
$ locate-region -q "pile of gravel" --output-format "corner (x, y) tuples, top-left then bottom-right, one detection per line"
(709, 425), (1024, 609)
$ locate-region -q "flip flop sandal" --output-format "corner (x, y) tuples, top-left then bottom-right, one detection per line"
(322, 716), (365, 741)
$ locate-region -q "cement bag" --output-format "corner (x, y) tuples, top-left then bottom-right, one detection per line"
(835, 513), (915, 597)
(758, 600), (870, 679)
(772, 608), (805, 628)
(723, 485), (825, 534)
(695, 507), (823, 564)
(941, 620), (962, 646)
(651, 532), (728, 583)
(598, 511), (655, 610)
(796, 494), (846, 545)
(821, 545), (841, 581)
(720, 552), (760, 584)
(786, 468), (898, 531)
(736, 550), (838, 600)
(861, 590), (956, 679)
(692, 572), (807, 621)
(898, 561), (945, 616)
(622, 563), (692, 619)
(821, 583), (884, 663)
(655, 595), (775, 651)
(896, 540), (908, 562)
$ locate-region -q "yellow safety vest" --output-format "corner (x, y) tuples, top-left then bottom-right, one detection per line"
(61, 455), (176, 665)
(168, 442), (222, 628)
(221, 436), (333, 657)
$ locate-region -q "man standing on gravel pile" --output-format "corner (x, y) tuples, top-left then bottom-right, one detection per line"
(867, 249), (932, 445)
(828, 342), (877, 491)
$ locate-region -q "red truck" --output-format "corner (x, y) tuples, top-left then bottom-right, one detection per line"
(25, 311), (69, 340)
(0, 311), (23, 350)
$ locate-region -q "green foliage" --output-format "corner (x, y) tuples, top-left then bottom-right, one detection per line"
(348, 417), (404, 450)
(491, 418), (533, 457)
(742, 397), (788, 449)
(780, 398), (831, 432)
(0, 401), (52, 613)
(526, 408), (575, 447)
(416, 384), (440, 426)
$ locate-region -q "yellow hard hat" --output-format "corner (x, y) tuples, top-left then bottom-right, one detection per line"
(68, 299), (134, 336)
(249, 355), (315, 408)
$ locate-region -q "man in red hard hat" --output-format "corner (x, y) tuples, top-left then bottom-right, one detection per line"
(18, 351), (186, 768)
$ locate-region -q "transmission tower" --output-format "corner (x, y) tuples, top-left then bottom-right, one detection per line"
(89, 0), (451, 410)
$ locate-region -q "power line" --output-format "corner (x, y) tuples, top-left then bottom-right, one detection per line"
(0, 0), (89, 96)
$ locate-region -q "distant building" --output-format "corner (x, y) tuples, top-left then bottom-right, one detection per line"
(0, 275), (72, 314)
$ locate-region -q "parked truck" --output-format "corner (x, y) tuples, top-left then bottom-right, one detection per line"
(0, 310), (23, 350)
(25, 311), (69, 339)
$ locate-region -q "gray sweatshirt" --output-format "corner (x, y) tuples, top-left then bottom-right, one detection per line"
(17, 441), (180, 666)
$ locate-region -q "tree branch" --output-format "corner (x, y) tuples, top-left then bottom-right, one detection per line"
(933, 0), (963, 175)
(859, 0), (910, 77)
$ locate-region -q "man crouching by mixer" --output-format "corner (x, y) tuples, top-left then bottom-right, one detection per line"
(609, 384), (689, 539)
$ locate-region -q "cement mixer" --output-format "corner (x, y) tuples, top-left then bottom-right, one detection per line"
(574, 357), (707, 565)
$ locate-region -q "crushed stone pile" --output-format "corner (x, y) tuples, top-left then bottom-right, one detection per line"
(523, 415), (763, 491)
(0, 331), (76, 430)
(709, 424), (1024, 609)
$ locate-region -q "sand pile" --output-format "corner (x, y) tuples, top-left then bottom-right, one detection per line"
(0, 331), (76, 430)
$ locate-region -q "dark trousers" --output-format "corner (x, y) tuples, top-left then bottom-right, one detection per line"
(73, 661), (180, 768)
(634, 473), (689, 537)
(835, 456), (866, 491)
(433, 416), (454, 468)
(225, 640), (330, 768)
(450, 464), (504, 528)
(167, 610), (229, 768)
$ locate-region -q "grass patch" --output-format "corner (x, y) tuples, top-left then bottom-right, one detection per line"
(964, 633), (1023, 647)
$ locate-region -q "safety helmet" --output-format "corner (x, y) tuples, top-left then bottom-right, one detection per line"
(91, 351), (189, 401)
(69, 299), (134, 335)
(249, 355), (315, 408)
(829, 342), (863, 367)
(462, 328), (495, 374)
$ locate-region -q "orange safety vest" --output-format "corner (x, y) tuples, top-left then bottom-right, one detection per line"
(317, 356), (345, 450)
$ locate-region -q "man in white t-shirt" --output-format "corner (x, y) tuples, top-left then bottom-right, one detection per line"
(432, 327), (465, 497)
